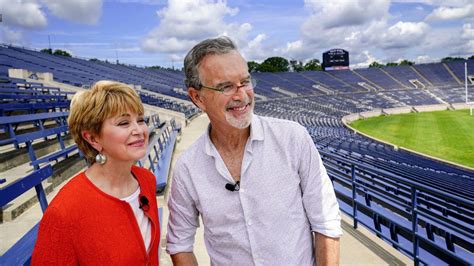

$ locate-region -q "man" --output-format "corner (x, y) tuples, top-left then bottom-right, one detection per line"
(167, 36), (342, 265)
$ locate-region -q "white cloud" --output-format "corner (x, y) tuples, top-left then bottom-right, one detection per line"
(415, 55), (433, 63)
(241, 34), (272, 62)
(116, 47), (141, 52)
(142, 36), (196, 53)
(459, 23), (474, 54)
(115, 0), (164, 4)
(416, 23), (473, 59)
(139, 0), (275, 65)
(169, 54), (182, 62)
(42, 0), (103, 24)
(280, 40), (304, 56)
(0, 27), (25, 44)
(392, 0), (472, 7)
(461, 23), (474, 40)
(0, 0), (47, 29)
(0, 0), (103, 45)
(141, 0), (240, 53)
(156, 0), (238, 39)
(276, 39), (323, 62)
(426, 4), (474, 21)
(286, 1), (444, 66)
(303, 0), (390, 29)
(291, 1), (393, 62)
(48, 42), (110, 46)
(378, 21), (430, 49)
(1, 0), (471, 68)
(222, 23), (253, 49)
(416, 6), (424, 11)
(137, 0), (468, 67)
(351, 50), (380, 68)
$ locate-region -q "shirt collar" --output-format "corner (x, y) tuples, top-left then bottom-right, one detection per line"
(249, 114), (264, 142)
(204, 125), (214, 156)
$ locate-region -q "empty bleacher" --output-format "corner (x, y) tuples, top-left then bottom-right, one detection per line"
(1, 44), (473, 264)
(326, 69), (373, 93)
(354, 67), (405, 90)
(302, 70), (354, 93)
(1, 45), (201, 123)
(445, 59), (474, 84)
(413, 63), (459, 88)
(383, 65), (426, 88)
(253, 70), (473, 264)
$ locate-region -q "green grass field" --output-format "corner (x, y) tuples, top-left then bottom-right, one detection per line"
(350, 109), (474, 168)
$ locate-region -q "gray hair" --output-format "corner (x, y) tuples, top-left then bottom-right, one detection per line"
(184, 36), (237, 89)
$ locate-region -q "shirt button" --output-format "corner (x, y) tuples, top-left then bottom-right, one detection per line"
(240, 188), (245, 193)
(247, 220), (252, 226)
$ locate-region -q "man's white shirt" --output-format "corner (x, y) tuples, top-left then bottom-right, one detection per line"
(167, 115), (342, 265)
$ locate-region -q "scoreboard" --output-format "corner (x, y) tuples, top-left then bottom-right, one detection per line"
(322, 49), (349, 70)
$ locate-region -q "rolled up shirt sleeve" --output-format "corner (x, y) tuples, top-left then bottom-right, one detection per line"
(166, 163), (200, 255)
(298, 128), (343, 238)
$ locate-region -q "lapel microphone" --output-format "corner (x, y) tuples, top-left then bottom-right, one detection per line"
(139, 195), (150, 211)
(225, 181), (240, 192)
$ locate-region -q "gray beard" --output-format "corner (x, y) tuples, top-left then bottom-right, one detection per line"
(225, 103), (254, 129)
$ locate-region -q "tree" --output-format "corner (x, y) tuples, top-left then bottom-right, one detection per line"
(145, 65), (176, 71)
(146, 65), (164, 70)
(53, 49), (72, 57)
(40, 48), (52, 54)
(399, 59), (414, 66)
(369, 61), (383, 68)
(290, 60), (304, 72)
(247, 61), (260, 72)
(386, 62), (398, 67)
(468, 55), (474, 60)
(304, 59), (322, 71)
(257, 57), (289, 72)
(441, 56), (465, 62)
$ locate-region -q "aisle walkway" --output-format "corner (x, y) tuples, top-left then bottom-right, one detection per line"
(159, 114), (412, 265)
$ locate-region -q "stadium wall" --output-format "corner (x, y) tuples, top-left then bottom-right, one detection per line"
(383, 106), (414, 115)
(452, 102), (474, 109)
(413, 104), (450, 112)
(8, 69), (54, 82)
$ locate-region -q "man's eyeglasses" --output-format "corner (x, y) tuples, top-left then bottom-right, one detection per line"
(200, 77), (257, 96)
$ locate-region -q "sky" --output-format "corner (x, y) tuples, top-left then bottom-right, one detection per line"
(0, 0), (473, 69)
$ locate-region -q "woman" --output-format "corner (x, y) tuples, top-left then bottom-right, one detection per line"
(32, 81), (160, 265)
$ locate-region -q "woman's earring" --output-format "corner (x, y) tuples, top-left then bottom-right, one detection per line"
(95, 153), (107, 165)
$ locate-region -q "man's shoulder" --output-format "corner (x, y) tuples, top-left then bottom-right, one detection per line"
(175, 132), (207, 168)
(257, 115), (307, 135)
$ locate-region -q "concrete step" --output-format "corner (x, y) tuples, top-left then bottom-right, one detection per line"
(0, 136), (76, 172)
(0, 154), (86, 222)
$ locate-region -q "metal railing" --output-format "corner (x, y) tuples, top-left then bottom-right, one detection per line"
(320, 150), (473, 265)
